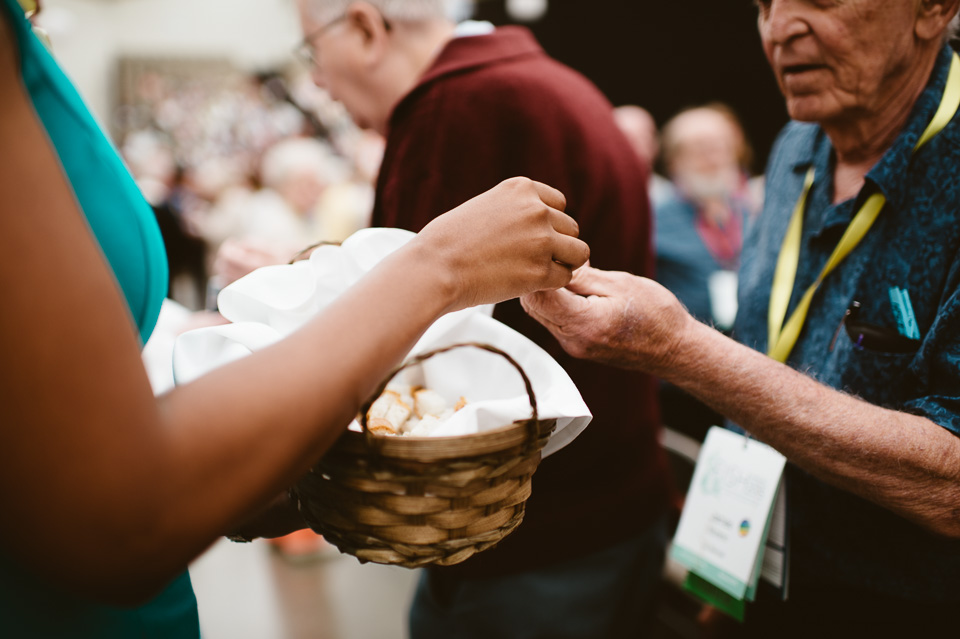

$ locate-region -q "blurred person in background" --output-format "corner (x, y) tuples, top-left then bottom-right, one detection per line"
(123, 129), (210, 310)
(0, 1), (589, 637)
(613, 104), (675, 205)
(202, 137), (345, 282)
(653, 104), (760, 441)
(523, 0), (960, 633)
(257, 134), (373, 245)
(204, 136), (373, 288)
(295, 1), (675, 637)
(656, 104), (759, 330)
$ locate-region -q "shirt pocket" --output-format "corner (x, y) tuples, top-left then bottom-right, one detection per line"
(831, 327), (919, 405)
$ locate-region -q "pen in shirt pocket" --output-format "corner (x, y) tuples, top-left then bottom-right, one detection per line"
(829, 298), (922, 353)
(829, 302), (857, 352)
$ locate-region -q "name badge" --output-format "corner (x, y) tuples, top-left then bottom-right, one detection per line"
(708, 270), (739, 331)
(670, 427), (787, 619)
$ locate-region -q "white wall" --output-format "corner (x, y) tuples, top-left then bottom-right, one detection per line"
(39, 0), (303, 125)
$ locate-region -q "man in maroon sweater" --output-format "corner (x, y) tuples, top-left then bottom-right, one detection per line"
(296, 1), (674, 636)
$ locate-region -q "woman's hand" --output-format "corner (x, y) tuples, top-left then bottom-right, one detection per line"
(521, 265), (694, 377)
(412, 177), (590, 313)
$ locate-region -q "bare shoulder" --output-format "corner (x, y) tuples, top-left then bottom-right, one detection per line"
(0, 2), (140, 379)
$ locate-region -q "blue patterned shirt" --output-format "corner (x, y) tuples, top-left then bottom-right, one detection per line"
(734, 45), (960, 601)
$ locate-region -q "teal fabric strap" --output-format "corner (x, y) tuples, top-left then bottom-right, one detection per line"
(3, 0), (168, 343)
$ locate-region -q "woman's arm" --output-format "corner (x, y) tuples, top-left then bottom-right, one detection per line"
(0, 23), (587, 605)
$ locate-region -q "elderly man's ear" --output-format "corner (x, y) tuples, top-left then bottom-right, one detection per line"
(346, 1), (391, 46)
(916, 0), (960, 41)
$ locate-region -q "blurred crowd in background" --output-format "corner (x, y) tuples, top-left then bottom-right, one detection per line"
(113, 49), (763, 452)
(117, 64), (382, 311)
(114, 60), (762, 328)
(114, 37), (765, 456)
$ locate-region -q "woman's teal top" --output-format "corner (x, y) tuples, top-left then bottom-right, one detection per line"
(1, 0), (201, 635)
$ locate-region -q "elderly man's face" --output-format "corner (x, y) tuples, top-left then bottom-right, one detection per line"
(757, 0), (921, 124)
(296, 1), (384, 131)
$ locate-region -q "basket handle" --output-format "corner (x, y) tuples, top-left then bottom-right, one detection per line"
(359, 342), (540, 448)
(288, 240), (342, 264)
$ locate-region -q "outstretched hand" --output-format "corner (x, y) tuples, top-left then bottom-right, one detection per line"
(413, 177), (590, 312)
(521, 265), (694, 377)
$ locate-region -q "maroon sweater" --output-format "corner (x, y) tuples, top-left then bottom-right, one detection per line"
(373, 27), (673, 578)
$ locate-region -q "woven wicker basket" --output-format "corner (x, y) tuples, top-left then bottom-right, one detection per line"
(291, 342), (556, 568)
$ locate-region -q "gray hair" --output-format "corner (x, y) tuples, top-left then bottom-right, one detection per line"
(949, 12), (960, 42)
(260, 137), (349, 189)
(304, 0), (452, 24)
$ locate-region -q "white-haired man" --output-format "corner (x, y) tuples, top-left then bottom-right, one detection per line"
(524, 0), (960, 633)
(294, 1), (674, 637)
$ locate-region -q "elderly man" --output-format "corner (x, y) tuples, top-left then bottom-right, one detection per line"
(525, 0), (960, 633)
(294, 1), (673, 637)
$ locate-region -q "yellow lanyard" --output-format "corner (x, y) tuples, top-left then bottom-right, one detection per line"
(767, 52), (960, 363)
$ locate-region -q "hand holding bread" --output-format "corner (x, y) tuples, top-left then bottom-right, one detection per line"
(521, 265), (694, 377)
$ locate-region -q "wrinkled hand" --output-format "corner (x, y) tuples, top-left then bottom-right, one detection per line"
(521, 265), (694, 376)
(414, 177), (590, 312)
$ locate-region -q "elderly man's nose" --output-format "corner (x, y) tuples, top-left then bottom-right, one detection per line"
(311, 67), (328, 89)
(762, 0), (810, 45)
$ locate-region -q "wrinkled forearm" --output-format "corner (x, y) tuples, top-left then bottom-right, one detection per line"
(665, 318), (960, 538)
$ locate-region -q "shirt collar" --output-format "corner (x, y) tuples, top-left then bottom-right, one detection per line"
(453, 20), (496, 38)
(793, 45), (955, 235)
(417, 25), (542, 87)
(864, 45), (956, 214)
(388, 26), (543, 127)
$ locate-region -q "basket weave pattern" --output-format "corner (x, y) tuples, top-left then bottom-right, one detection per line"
(291, 343), (556, 568)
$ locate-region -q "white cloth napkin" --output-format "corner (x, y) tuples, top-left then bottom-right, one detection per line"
(173, 228), (592, 457)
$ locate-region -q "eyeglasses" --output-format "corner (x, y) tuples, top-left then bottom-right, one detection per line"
(294, 14), (347, 66)
(293, 13), (392, 66)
